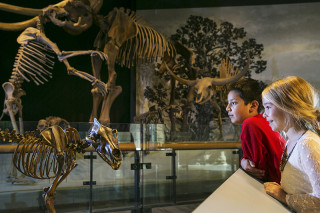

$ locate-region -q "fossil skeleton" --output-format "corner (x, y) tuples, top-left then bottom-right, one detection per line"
(0, 118), (122, 213)
(0, 0), (108, 134)
(0, 0), (179, 131)
(37, 116), (71, 131)
(89, 7), (177, 124)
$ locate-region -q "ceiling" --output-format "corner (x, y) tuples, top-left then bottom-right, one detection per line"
(135, 0), (320, 10)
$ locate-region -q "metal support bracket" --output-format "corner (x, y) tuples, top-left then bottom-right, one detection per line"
(83, 181), (96, 186)
(232, 150), (240, 154)
(166, 175), (177, 180)
(166, 152), (176, 157)
(131, 163), (152, 170)
(84, 155), (97, 159)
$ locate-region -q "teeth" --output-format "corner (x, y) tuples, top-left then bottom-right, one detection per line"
(74, 17), (81, 26)
(73, 23), (87, 28)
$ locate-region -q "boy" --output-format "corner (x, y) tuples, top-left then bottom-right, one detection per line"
(226, 78), (285, 183)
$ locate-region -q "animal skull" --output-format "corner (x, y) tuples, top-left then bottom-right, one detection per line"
(0, 0), (103, 34)
(43, 0), (93, 35)
(86, 118), (122, 169)
(165, 53), (250, 104)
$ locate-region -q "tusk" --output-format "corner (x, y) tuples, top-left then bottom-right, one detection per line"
(211, 52), (250, 86)
(164, 62), (197, 86)
(0, 16), (38, 31)
(0, 3), (42, 16)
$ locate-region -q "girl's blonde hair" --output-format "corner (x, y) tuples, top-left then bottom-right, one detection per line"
(262, 76), (320, 135)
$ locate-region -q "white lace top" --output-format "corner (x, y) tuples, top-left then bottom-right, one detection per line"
(281, 130), (320, 213)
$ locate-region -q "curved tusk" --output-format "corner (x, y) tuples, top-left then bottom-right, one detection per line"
(211, 52), (251, 86)
(164, 62), (197, 86)
(0, 16), (39, 31)
(0, 3), (42, 16)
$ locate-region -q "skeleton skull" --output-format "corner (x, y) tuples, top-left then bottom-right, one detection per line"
(44, 0), (93, 35)
(164, 53), (250, 104)
(37, 119), (49, 131)
(0, 0), (103, 33)
(86, 118), (122, 169)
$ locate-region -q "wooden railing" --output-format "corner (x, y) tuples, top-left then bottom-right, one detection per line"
(0, 141), (241, 152)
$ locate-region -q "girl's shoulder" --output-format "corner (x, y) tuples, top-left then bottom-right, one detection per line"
(299, 130), (320, 149)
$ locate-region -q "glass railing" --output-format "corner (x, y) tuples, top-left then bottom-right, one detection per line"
(0, 121), (241, 212)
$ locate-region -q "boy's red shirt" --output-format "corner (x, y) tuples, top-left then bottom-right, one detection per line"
(241, 114), (286, 183)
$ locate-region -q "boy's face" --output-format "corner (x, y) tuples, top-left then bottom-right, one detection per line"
(226, 90), (255, 124)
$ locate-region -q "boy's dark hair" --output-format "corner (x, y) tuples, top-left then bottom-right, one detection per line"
(228, 78), (267, 112)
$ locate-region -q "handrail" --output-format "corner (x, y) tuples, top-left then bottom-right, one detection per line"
(144, 141), (241, 150)
(0, 141), (241, 152)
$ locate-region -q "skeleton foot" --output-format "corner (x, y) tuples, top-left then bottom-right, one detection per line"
(89, 50), (108, 62)
(92, 79), (108, 96)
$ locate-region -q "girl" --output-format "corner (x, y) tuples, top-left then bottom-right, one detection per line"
(262, 76), (320, 213)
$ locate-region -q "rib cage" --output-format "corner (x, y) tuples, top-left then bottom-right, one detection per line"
(116, 9), (176, 68)
(13, 137), (58, 179)
(10, 40), (55, 87)
(11, 128), (78, 179)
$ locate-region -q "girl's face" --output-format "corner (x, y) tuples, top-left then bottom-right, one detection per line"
(262, 97), (287, 132)
(226, 90), (253, 124)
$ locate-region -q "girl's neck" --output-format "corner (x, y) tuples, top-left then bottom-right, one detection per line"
(285, 127), (306, 144)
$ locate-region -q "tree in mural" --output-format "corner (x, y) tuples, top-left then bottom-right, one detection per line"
(144, 83), (168, 108)
(145, 15), (267, 141)
(144, 73), (185, 136)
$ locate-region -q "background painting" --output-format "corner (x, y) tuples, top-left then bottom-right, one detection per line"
(134, 2), (320, 140)
(136, 2), (320, 104)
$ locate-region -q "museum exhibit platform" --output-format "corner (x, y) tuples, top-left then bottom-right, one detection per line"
(0, 121), (242, 212)
(193, 169), (292, 213)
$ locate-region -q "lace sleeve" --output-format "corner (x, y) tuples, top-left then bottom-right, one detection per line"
(286, 137), (320, 213)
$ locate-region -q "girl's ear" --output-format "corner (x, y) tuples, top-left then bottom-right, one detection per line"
(249, 100), (259, 113)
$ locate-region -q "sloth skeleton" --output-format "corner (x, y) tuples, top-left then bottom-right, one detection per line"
(0, 118), (122, 213)
(0, 1), (108, 134)
(0, 26), (107, 134)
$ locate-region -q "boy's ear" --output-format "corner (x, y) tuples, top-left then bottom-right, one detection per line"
(249, 100), (259, 113)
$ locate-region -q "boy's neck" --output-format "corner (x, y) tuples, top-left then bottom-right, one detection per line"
(244, 111), (259, 121)
(250, 111), (259, 117)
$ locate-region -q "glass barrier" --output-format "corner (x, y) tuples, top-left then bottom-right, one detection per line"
(0, 121), (241, 212)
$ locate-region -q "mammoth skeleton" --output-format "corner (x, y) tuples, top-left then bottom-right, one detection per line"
(0, 118), (122, 213)
(89, 7), (177, 124)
